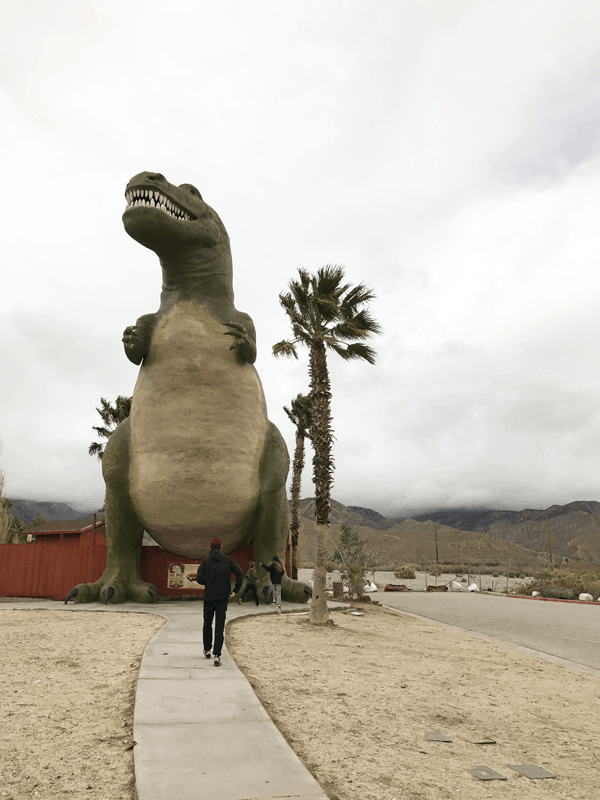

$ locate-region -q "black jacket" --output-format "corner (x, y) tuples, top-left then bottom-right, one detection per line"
(261, 562), (284, 585)
(197, 549), (243, 601)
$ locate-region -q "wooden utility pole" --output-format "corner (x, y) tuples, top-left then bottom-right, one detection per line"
(545, 510), (553, 565)
(434, 524), (439, 564)
(456, 530), (460, 564)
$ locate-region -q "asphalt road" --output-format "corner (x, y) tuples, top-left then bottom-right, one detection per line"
(378, 592), (600, 672)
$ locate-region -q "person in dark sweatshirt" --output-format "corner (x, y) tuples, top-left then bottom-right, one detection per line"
(260, 556), (285, 612)
(237, 561), (259, 607)
(196, 537), (243, 666)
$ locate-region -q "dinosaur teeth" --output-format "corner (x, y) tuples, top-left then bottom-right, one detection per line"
(124, 188), (191, 220)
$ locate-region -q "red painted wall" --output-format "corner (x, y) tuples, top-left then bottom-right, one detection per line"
(0, 543), (107, 600)
(0, 539), (288, 601)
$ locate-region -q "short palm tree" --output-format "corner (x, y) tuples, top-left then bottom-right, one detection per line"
(88, 396), (132, 460)
(273, 265), (381, 624)
(284, 392), (313, 580)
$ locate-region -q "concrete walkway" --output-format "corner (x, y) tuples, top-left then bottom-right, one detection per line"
(0, 599), (329, 800)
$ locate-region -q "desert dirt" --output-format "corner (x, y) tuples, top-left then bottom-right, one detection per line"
(226, 603), (600, 800)
(1, 603), (599, 800)
(0, 608), (164, 800)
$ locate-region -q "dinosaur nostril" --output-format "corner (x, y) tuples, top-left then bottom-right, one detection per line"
(148, 173), (165, 182)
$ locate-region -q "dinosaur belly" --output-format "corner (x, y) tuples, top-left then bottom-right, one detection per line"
(129, 302), (268, 557)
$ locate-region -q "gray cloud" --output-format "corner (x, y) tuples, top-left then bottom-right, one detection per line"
(2, 0), (600, 518)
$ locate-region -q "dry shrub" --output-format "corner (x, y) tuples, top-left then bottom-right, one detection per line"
(394, 565), (416, 580)
(521, 565), (600, 599)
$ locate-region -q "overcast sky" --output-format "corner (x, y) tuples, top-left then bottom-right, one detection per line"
(2, 0), (600, 517)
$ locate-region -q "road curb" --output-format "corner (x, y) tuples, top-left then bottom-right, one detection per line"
(506, 593), (600, 605)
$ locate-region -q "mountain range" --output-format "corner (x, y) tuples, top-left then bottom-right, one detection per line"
(7, 496), (600, 564)
(296, 498), (600, 564)
(6, 499), (100, 524)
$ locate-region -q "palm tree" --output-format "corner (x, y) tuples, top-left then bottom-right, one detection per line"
(284, 392), (313, 580)
(273, 265), (381, 624)
(88, 396), (132, 460)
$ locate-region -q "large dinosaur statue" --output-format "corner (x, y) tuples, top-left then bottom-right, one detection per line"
(67, 171), (311, 604)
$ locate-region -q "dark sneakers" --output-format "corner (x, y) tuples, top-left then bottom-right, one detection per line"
(204, 650), (211, 659)
(214, 655), (221, 667)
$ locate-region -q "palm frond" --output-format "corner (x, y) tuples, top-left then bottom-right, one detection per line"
(343, 342), (378, 364)
(340, 282), (377, 309)
(275, 264), (380, 364)
(272, 340), (299, 359)
(315, 264), (350, 299)
(88, 442), (105, 461)
(91, 425), (112, 440)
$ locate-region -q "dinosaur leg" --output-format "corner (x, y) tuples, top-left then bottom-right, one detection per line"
(251, 423), (312, 604)
(65, 418), (158, 605)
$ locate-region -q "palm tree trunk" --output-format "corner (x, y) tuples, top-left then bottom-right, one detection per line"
(308, 338), (333, 625)
(289, 433), (305, 580)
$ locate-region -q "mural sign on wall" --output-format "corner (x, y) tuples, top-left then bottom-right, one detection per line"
(167, 563), (201, 590)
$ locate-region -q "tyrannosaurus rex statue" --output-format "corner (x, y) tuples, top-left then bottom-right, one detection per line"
(67, 171), (311, 605)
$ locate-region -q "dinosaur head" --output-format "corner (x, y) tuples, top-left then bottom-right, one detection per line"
(122, 172), (226, 258)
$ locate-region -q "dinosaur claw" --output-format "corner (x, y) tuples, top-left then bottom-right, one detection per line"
(303, 585), (313, 597)
(64, 587), (78, 604)
(102, 586), (116, 604)
(147, 586), (158, 603)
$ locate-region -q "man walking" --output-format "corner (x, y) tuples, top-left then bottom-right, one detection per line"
(196, 537), (243, 667)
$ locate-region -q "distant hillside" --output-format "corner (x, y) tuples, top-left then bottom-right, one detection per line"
(394, 501), (600, 561)
(296, 517), (548, 569)
(397, 501), (600, 533)
(6, 499), (100, 524)
(296, 498), (548, 568)
(296, 498), (398, 530)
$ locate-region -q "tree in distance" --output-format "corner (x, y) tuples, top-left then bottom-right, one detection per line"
(273, 264), (381, 624)
(284, 392), (313, 580)
(88, 396), (132, 460)
(333, 523), (375, 600)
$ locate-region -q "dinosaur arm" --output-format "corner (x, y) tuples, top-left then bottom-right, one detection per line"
(223, 313), (257, 364)
(122, 313), (157, 365)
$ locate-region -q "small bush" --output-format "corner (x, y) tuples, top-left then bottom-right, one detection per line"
(394, 565), (416, 580)
(523, 566), (600, 599)
(538, 584), (577, 600)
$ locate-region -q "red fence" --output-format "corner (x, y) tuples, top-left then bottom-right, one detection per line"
(0, 541), (282, 601)
(0, 543), (107, 600)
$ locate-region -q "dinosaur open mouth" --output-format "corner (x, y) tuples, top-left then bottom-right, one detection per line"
(125, 188), (195, 221)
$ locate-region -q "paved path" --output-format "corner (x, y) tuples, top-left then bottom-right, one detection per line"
(0, 600), (329, 800)
(379, 591), (600, 675)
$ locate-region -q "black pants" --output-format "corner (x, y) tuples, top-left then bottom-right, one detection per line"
(240, 583), (259, 605)
(203, 597), (229, 656)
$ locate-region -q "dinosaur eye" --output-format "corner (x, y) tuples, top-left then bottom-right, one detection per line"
(179, 183), (203, 200)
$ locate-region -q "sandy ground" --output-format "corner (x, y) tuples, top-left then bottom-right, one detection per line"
(226, 603), (600, 800)
(0, 609), (164, 800)
(2, 603), (599, 800)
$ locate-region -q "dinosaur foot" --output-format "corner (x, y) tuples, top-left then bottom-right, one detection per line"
(65, 573), (158, 605)
(252, 576), (311, 605)
(282, 575), (312, 604)
(65, 583), (99, 604)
